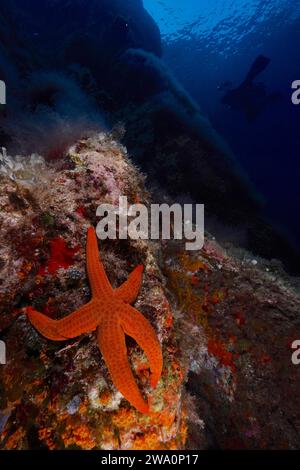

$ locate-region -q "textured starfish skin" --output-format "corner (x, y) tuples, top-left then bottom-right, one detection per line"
(26, 228), (163, 413)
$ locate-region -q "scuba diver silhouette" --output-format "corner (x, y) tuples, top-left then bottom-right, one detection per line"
(221, 55), (282, 121)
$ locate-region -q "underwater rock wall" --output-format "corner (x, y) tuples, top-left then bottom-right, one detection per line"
(0, 0), (161, 154)
(0, 0), (258, 221)
(0, 133), (186, 450)
(1, 133), (299, 449)
(162, 237), (300, 449)
(1, 0), (299, 271)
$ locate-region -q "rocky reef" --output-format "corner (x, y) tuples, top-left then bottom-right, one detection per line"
(0, 133), (185, 450)
(0, 0), (300, 452)
(0, 133), (299, 450)
(163, 239), (300, 449)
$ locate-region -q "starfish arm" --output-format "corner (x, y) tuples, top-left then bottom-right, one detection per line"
(97, 321), (149, 414)
(26, 301), (98, 341)
(119, 304), (163, 388)
(115, 265), (144, 304)
(86, 227), (113, 298)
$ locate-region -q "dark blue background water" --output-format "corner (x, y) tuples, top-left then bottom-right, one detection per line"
(145, 0), (300, 248)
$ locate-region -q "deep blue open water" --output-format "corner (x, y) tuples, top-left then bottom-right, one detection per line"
(145, 0), (300, 247)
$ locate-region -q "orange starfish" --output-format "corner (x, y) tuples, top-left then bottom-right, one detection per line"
(26, 227), (163, 414)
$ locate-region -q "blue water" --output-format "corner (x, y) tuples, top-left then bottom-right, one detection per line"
(144, 0), (300, 247)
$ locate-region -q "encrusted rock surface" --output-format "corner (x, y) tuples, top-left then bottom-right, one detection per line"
(0, 132), (300, 450)
(162, 239), (300, 449)
(0, 133), (185, 450)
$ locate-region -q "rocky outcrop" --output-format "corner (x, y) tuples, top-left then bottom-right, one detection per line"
(0, 134), (185, 450)
(0, 133), (300, 449)
(162, 238), (300, 449)
(0, 1), (258, 222)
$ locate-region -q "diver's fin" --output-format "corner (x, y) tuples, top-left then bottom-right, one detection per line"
(244, 55), (271, 83)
